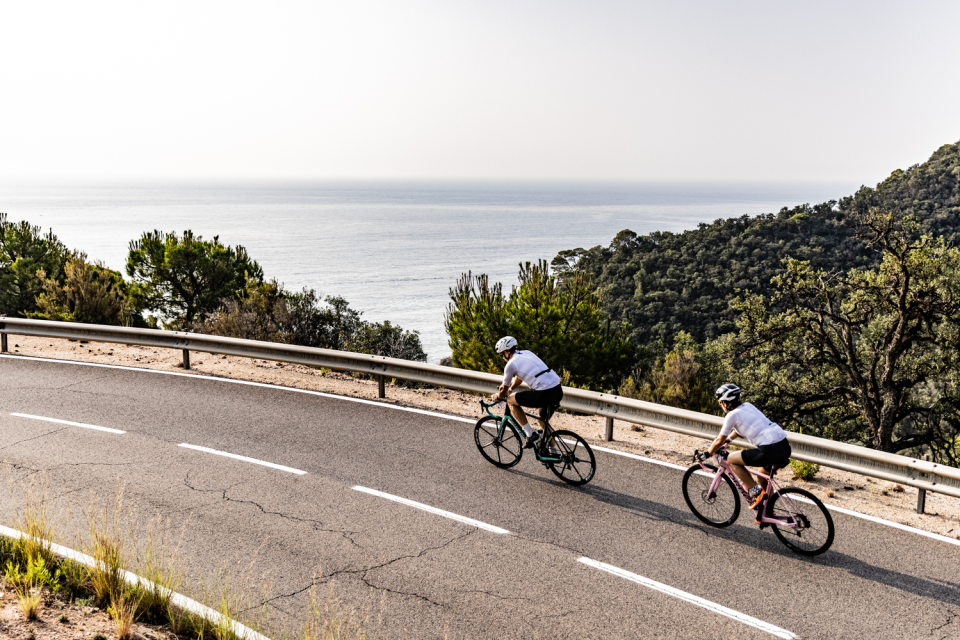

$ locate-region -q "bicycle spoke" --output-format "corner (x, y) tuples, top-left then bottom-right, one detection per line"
(681, 464), (741, 527)
(544, 431), (595, 486)
(770, 487), (834, 556)
(474, 416), (523, 469)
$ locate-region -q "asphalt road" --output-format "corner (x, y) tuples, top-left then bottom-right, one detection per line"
(1, 355), (959, 639)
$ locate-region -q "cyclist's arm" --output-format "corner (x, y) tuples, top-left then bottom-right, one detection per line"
(707, 430), (739, 455)
(494, 376), (523, 399)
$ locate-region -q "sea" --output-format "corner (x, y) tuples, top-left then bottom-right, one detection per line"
(0, 181), (856, 361)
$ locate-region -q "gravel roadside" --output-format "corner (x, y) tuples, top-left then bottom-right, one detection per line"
(0, 589), (176, 640)
(5, 335), (960, 540)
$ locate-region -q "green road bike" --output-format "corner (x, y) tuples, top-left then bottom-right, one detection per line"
(475, 400), (596, 486)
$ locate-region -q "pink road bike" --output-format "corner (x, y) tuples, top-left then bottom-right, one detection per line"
(682, 443), (835, 556)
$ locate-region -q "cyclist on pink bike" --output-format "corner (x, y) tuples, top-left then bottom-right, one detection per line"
(704, 384), (792, 511)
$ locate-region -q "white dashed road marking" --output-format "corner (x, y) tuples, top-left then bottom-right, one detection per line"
(178, 443), (307, 475)
(578, 557), (797, 639)
(5, 355), (958, 546)
(353, 486), (510, 534)
(10, 413), (126, 434)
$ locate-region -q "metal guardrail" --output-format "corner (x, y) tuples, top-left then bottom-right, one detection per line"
(3, 317), (960, 502)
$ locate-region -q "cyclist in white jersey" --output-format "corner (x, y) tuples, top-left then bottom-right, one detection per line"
(491, 336), (563, 450)
(703, 384), (792, 511)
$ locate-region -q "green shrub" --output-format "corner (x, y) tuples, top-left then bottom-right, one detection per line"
(33, 254), (134, 326)
(196, 279), (427, 361)
(790, 458), (820, 481)
(5, 554), (60, 592)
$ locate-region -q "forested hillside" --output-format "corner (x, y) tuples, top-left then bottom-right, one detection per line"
(556, 141), (960, 349)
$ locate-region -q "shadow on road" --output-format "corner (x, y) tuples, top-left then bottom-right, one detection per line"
(507, 466), (960, 607)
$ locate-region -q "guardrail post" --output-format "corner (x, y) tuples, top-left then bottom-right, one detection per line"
(917, 454), (930, 514)
(604, 390), (614, 441)
(377, 375), (385, 398)
(182, 349), (190, 370)
(0, 333), (6, 353)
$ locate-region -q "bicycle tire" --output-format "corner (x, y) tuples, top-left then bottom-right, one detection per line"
(681, 463), (741, 527)
(543, 430), (596, 486)
(474, 416), (523, 469)
(769, 487), (835, 556)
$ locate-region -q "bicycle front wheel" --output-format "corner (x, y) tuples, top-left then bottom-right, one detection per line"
(769, 487), (835, 556)
(543, 430), (596, 486)
(474, 416), (523, 469)
(682, 464), (741, 527)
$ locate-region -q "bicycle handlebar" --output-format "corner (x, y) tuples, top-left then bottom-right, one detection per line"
(694, 444), (729, 463)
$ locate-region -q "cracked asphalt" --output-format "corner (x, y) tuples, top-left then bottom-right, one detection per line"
(1, 356), (959, 639)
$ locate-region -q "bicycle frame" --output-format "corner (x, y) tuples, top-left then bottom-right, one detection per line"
(480, 401), (562, 463)
(697, 446), (801, 529)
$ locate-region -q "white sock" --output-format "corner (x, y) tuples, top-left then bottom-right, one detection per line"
(523, 425), (534, 437)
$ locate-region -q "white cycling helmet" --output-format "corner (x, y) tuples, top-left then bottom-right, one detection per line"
(495, 336), (518, 354)
(715, 383), (742, 402)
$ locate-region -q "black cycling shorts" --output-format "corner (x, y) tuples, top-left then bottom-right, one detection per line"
(741, 437), (792, 470)
(515, 384), (563, 409)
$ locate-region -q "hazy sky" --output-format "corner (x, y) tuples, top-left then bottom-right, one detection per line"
(1, 1), (958, 183)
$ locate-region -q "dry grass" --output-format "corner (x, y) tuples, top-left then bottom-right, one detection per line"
(5, 468), (58, 568)
(297, 582), (382, 640)
(134, 513), (188, 625)
(16, 588), (42, 620)
(81, 487), (129, 606)
(108, 587), (142, 640)
(196, 552), (272, 640)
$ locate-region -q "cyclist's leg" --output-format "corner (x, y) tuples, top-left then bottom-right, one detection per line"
(514, 386), (562, 435)
(736, 439), (791, 502)
(505, 393), (531, 430)
(727, 450), (760, 491)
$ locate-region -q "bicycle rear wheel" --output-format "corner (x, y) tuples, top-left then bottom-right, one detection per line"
(543, 430), (595, 486)
(769, 487), (835, 556)
(682, 464), (741, 527)
(474, 416), (523, 469)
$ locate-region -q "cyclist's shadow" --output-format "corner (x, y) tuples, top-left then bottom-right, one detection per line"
(509, 468), (960, 608)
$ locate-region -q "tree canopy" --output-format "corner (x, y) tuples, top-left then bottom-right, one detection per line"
(126, 230), (263, 328)
(558, 141), (960, 352)
(0, 213), (70, 317)
(728, 210), (960, 460)
(446, 260), (633, 390)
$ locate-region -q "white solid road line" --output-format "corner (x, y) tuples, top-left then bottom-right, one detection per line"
(10, 413), (126, 434)
(6, 354), (958, 547)
(590, 442), (687, 470)
(178, 443), (307, 475)
(578, 557), (797, 639)
(790, 493), (960, 546)
(353, 486), (510, 534)
(0, 354), (475, 424)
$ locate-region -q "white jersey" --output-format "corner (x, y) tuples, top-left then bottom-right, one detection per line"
(502, 350), (562, 391)
(719, 402), (787, 447)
